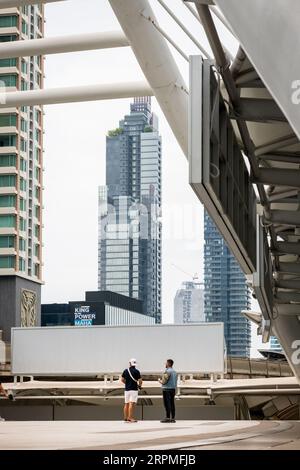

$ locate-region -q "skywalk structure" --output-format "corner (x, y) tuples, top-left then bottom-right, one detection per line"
(0, 0), (300, 383)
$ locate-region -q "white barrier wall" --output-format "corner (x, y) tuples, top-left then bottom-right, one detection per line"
(11, 323), (225, 375)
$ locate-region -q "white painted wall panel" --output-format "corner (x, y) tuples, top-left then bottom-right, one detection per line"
(11, 323), (224, 375)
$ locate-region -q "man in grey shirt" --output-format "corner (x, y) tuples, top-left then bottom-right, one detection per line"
(158, 359), (177, 423)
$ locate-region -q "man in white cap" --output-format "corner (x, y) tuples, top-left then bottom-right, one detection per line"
(121, 358), (142, 422)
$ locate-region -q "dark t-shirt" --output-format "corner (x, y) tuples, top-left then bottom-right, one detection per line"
(122, 366), (141, 391)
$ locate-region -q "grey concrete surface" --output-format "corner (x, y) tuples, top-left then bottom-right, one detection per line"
(0, 420), (300, 450)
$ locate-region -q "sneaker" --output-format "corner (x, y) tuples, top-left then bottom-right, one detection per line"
(0, 417), (5, 422)
(170, 419), (176, 423)
(160, 418), (171, 423)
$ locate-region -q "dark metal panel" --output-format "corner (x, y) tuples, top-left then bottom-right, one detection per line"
(189, 56), (257, 274)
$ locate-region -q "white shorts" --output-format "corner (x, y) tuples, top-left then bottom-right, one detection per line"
(124, 390), (139, 404)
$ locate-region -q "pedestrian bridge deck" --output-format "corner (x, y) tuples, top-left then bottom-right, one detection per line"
(1, 420), (300, 450)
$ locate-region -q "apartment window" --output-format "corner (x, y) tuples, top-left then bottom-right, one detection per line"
(21, 118), (27, 132)
(22, 20), (28, 35)
(0, 255), (15, 269)
(35, 129), (40, 142)
(35, 186), (40, 199)
(0, 134), (16, 147)
(0, 16), (18, 27)
(0, 114), (16, 127)
(20, 138), (27, 152)
(0, 235), (15, 248)
(0, 35), (17, 42)
(0, 74), (17, 87)
(34, 205), (40, 219)
(37, 16), (42, 32)
(34, 225), (39, 238)
(19, 197), (26, 211)
(35, 167), (40, 181)
(35, 148), (40, 162)
(20, 177), (26, 191)
(0, 58), (17, 68)
(34, 263), (39, 277)
(0, 215), (16, 228)
(34, 244), (39, 257)
(35, 109), (41, 124)
(21, 60), (27, 74)
(0, 174), (16, 187)
(20, 158), (26, 171)
(36, 72), (41, 86)
(19, 217), (26, 231)
(22, 6), (28, 15)
(21, 79), (27, 91)
(0, 154), (16, 166)
(0, 195), (16, 207)
(19, 238), (26, 251)
(19, 257), (25, 271)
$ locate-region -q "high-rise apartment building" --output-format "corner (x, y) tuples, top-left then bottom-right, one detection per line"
(204, 211), (251, 357)
(98, 98), (161, 322)
(0, 5), (44, 340)
(174, 278), (205, 324)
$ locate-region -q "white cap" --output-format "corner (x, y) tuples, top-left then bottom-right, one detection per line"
(129, 358), (137, 366)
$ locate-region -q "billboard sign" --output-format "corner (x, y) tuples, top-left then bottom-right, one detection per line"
(73, 305), (96, 326)
(189, 55), (257, 274)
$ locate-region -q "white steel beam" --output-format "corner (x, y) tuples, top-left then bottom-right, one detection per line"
(255, 135), (299, 157)
(157, 0), (212, 59)
(275, 242), (300, 256)
(276, 280), (300, 290)
(255, 168), (300, 189)
(215, 0), (300, 140)
(0, 81), (153, 108)
(278, 263), (300, 275)
(267, 210), (300, 227)
(0, 31), (129, 59)
(274, 305), (300, 316)
(109, 0), (188, 156)
(0, 0), (65, 7)
(182, 1), (233, 62)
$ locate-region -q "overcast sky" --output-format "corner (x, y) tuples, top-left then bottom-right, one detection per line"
(42, 0), (263, 355)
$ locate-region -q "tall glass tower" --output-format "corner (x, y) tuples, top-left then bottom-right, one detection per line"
(98, 98), (161, 322)
(270, 336), (282, 351)
(0, 5), (44, 340)
(204, 210), (251, 357)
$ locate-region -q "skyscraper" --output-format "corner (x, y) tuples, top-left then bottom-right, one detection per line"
(0, 5), (44, 340)
(270, 336), (282, 351)
(174, 277), (205, 324)
(204, 210), (251, 357)
(98, 97), (161, 322)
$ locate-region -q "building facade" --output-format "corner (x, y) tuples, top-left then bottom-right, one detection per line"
(204, 210), (251, 357)
(174, 278), (205, 324)
(0, 5), (44, 340)
(98, 97), (161, 322)
(42, 291), (155, 327)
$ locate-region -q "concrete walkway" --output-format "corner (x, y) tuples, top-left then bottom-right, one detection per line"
(1, 420), (300, 450)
